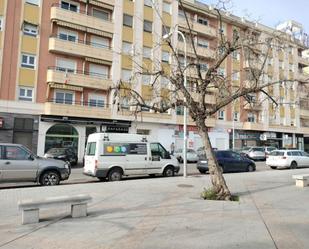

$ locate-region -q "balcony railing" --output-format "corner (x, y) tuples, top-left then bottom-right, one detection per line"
(50, 35), (112, 49)
(48, 66), (109, 79)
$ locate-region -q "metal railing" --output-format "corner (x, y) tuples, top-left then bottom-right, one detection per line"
(51, 3), (112, 22)
(48, 66), (110, 79)
(50, 35), (112, 50)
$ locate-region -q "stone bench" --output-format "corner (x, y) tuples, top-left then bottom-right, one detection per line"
(18, 194), (92, 225)
(292, 174), (309, 188)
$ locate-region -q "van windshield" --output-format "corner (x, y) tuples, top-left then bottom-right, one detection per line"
(86, 142), (96, 156)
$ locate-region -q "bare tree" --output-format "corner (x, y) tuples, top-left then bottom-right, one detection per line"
(113, 0), (309, 200)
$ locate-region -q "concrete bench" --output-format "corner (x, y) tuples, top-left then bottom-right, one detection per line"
(292, 174), (309, 188)
(18, 194), (92, 225)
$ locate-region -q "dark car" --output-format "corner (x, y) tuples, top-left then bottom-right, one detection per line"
(197, 150), (256, 174)
(44, 148), (78, 166)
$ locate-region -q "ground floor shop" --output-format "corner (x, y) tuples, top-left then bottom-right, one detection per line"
(0, 112), (39, 153)
(230, 130), (304, 150)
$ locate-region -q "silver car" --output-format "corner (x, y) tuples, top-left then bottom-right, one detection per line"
(174, 148), (199, 163)
(0, 143), (70, 186)
(245, 147), (266, 161)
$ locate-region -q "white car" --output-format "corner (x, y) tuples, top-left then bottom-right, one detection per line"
(174, 149), (199, 163)
(266, 150), (309, 169)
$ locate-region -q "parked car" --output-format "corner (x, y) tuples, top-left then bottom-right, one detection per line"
(44, 148), (78, 166)
(0, 143), (70, 186)
(197, 150), (256, 173)
(264, 146), (277, 156)
(243, 147), (266, 161)
(266, 150), (309, 169)
(174, 148), (199, 163)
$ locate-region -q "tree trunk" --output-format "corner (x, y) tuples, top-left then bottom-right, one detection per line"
(196, 118), (232, 200)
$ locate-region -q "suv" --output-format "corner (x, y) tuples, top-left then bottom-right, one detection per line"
(0, 143), (70, 186)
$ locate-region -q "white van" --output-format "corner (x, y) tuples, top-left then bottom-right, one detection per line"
(83, 133), (180, 181)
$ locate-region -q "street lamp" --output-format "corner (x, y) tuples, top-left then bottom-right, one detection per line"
(163, 30), (188, 178)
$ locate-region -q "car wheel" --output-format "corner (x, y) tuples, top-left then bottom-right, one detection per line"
(198, 169), (207, 174)
(290, 161), (297, 169)
(108, 168), (122, 181)
(270, 166), (277, 169)
(163, 166), (174, 177)
(40, 171), (60, 186)
(247, 164), (255, 172)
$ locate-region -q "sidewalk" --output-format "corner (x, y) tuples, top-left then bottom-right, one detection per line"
(0, 168), (308, 249)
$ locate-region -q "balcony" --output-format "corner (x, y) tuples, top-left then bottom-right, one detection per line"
(242, 122), (265, 131)
(49, 36), (113, 62)
(243, 101), (262, 111)
(47, 68), (112, 91)
(176, 115), (216, 127)
(178, 41), (215, 59)
(178, 17), (217, 38)
(298, 56), (309, 66)
(44, 101), (112, 119)
(50, 5), (114, 34)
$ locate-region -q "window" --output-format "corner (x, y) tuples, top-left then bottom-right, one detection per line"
(161, 76), (169, 86)
(55, 91), (74, 104)
(232, 51), (240, 60)
(4, 146), (30, 160)
(247, 113), (255, 122)
(163, 2), (171, 14)
(26, 0), (40, 5)
(144, 20), (152, 32)
(120, 97), (129, 109)
(56, 58), (76, 73)
(19, 87), (33, 101)
(58, 28), (77, 42)
(0, 16), (3, 31)
(234, 112), (239, 121)
(144, 0), (152, 7)
(122, 41), (132, 54)
(23, 23), (38, 37)
(21, 54), (35, 69)
(162, 51), (170, 63)
(142, 74), (151, 85)
(121, 69), (132, 82)
(197, 37), (209, 48)
(162, 25), (170, 36)
(93, 9), (109, 21)
(218, 110), (225, 120)
(90, 35), (109, 48)
(61, 1), (78, 12)
(86, 142), (96, 156)
(268, 58), (273, 65)
(218, 68), (225, 77)
(200, 63), (208, 71)
(197, 17), (208, 26)
(289, 64), (294, 72)
(143, 46), (152, 59)
(232, 71), (239, 81)
(123, 14), (133, 27)
(14, 118), (34, 130)
(89, 94), (105, 107)
(89, 64), (109, 79)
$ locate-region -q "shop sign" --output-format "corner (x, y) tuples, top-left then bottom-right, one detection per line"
(106, 126), (129, 133)
(0, 118), (3, 128)
(178, 125), (198, 132)
(235, 131), (260, 140)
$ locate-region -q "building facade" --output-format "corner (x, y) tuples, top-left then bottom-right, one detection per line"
(0, 0), (308, 162)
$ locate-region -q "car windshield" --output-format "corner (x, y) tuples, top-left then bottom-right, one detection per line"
(269, 151), (284, 156)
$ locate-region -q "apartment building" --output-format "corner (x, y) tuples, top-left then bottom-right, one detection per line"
(0, 0), (308, 162)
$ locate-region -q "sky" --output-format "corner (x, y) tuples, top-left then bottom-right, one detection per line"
(200, 0), (309, 33)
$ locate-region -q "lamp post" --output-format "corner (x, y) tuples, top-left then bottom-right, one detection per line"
(163, 30), (187, 178)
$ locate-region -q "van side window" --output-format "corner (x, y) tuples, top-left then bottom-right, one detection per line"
(150, 143), (170, 159)
(86, 142), (96, 155)
(0, 146), (3, 159)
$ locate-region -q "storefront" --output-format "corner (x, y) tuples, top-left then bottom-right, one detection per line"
(37, 115), (131, 162)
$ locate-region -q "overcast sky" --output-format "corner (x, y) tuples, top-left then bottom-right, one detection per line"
(200, 0), (309, 33)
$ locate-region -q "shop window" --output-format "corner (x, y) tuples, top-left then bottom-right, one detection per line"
(45, 124), (78, 154)
(14, 118), (33, 131)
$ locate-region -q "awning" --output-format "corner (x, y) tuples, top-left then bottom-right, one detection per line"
(48, 82), (83, 92)
(85, 57), (112, 66)
(90, 0), (114, 10)
(86, 27), (113, 38)
(54, 20), (86, 31)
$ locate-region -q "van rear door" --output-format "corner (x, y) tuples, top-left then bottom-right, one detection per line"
(84, 141), (97, 176)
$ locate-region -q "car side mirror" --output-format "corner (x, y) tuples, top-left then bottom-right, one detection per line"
(28, 154), (35, 161)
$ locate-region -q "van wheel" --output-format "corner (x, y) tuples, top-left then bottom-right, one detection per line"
(290, 161), (297, 169)
(108, 168), (122, 181)
(163, 166), (174, 177)
(40, 171), (60, 186)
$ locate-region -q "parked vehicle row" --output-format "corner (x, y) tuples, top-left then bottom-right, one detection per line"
(240, 146), (277, 161)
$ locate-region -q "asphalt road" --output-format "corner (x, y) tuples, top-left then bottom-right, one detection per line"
(0, 161), (269, 189)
